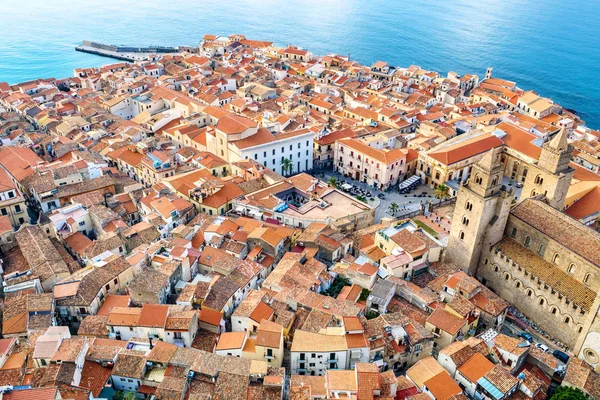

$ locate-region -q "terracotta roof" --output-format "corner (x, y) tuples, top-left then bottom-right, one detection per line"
(138, 304), (169, 328)
(423, 371), (463, 400)
(107, 307), (142, 326)
(249, 301), (275, 323)
(2, 387), (58, 400)
(428, 133), (503, 165)
(338, 137), (408, 164)
(198, 308), (223, 327)
(457, 353), (494, 383)
(496, 237), (596, 311)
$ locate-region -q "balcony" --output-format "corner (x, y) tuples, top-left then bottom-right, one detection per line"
(327, 357), (338, 363)
(264, 354), (275, 360)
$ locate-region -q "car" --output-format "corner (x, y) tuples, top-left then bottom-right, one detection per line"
(516, 182), (524, 188)
(518, 332), (533, 342)
(377, 193), (385, 199)
(535, 343), (550, 353)
(553, 350), (570, 363)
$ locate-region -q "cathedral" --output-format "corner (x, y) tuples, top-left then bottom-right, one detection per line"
(445, 127), (600, 371)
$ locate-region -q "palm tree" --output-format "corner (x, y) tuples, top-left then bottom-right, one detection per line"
(434, 184), (451, 200)
(328, 177), (337, 187)
(388, 202), (400, 216)
(280, 158), (293, 176)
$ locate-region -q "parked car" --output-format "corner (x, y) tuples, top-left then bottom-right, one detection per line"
(377, 193), (385, 199)
(535, 343), (550, 353)
(553, 350), (570, 363)
(516, 182), (524, 188)
(518, 332), (533, 342)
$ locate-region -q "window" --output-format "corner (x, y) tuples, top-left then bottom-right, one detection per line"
(105, 284), (110, 291)
(568, 264), (575, 274)
(79, 221), (85, 226)
(552, 253), (560, 264)
(290, 145), (293, 151)
(511, 227), (517, 237)
(7, 191), (15, 199)
(504, 273), (510, 280)
(515, 281), (521, 288)
(551, 307), (557, 315)
(538, 244), (544, 255)
(524, 236), (531, 247)
(584, 274), (591, 284)
(272, 149), (275, 155)
(459, 231), (465, 240)
(526, 289), (533, 297)
(465, 201), (473, 211)
(535, 175), (544, 185)
(298, 143), (301, 149)
(564, 316), (571, 324)
(462, 216), (469, 226)
(14, 204), (21, 212)
(538, 298), (545, 306)
(263, 151), (267, 157)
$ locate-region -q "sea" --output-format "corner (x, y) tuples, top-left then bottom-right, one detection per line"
(1, 0), (599, 127)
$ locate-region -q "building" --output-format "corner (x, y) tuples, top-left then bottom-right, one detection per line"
(334, 137), (417, 190)
(290, 330), (348, 376)
(0, 168), (28, 228)
(444, 139), (600, 361)
(234, 173), (374, 232)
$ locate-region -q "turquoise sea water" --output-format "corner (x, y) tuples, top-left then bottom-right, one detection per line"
(1, 0), (599, 127)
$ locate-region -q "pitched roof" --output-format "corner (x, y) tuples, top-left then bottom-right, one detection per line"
(423, 371), (463, 400)
(457, 353), (494, 383)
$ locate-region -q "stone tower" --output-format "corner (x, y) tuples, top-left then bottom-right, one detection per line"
(521, 126), (574, 210)
(445, 148), (514, 275)
(485, 67), (493, 80)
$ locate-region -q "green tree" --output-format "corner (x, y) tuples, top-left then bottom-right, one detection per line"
(388, 202), (400, 216)
(550, 386), (589, 400)
(359, 288), (370, 301)
(281, 158), (293, 176)
(326, 275), (351, 298)
(434, 184), (451, 200)
(328, 177), (337, 187)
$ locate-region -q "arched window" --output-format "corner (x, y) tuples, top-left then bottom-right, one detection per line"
(578, 326), (583, 333)
(552, 253), (560, 264)
(535, 175), (544, 185)
(459, 231), (465, 240)
(515, 281), (521, 289)
(564, 316), (571, 324)
(475, 174), (483, 185)
(491, 176), (498, 186)
(568, 264), (575, 274)
(494, 265), (500, 272)
(465, 201), (473, 211)
(538, 244), (544, 255)
(511, 227), (517, 237)
(539, 298), (545, 306)
(504, 273), (510, 281)
(462, 216), (469, 226)
(584, 274), (591, 284)
(551, 307), (558, 315)
(526, 289), (533, 297)
(524, 236), (531, 247)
